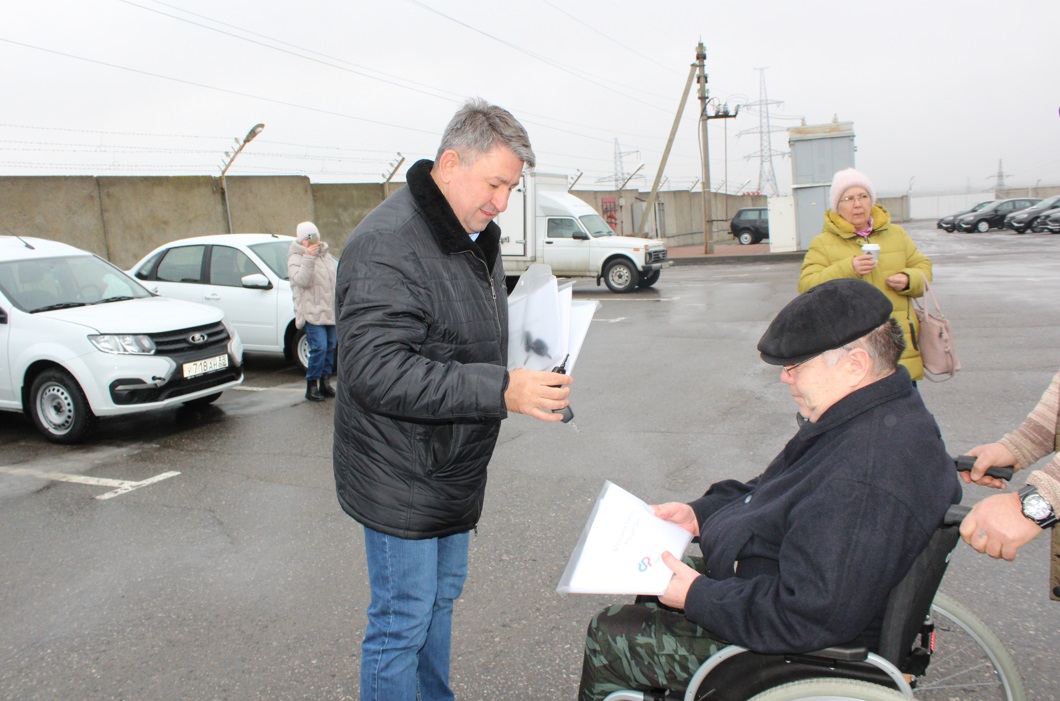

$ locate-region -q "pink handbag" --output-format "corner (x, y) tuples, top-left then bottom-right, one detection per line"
(912, 275), (960, 382)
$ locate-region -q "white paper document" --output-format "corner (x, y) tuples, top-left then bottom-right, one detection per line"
(557, 481), (694, 596)
(507, 264), (599, 373)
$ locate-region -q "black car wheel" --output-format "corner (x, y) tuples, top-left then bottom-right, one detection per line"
(736, 230), (757, 245)
(289, 328), (310, 373)
(603, 258), (639, 293)
(30, 368), (97, 444)
(637, 269), (661, 288)
(976, 220), (991, 233)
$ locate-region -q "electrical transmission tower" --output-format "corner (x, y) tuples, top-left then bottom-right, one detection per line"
(737, 68), (788, 197)
(990, 159), (1010, 192)
(596, 139), (642, 186)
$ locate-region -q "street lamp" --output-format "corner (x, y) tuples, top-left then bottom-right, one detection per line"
(220, 123), (265, 233)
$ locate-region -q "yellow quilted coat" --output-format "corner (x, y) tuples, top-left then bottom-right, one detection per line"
(798, 205), (932, 380)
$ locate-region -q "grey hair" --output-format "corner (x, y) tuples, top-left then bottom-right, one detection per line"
(823, 319), (904, 374)
(435, 98), (536, 168)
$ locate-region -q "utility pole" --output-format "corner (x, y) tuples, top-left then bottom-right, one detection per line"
(219, 123), (265, 234)
(382, 152), (405, 198)
(696, 42), (713, 254)
(708, 102), (739, 220)
(637, 63), (697, 237)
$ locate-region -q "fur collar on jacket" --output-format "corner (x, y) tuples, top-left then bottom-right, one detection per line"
(824, 204), (892, 239)
(406, 158), (501, 271)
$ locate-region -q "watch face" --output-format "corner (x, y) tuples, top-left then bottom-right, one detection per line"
(1022, 494), (1053, 521)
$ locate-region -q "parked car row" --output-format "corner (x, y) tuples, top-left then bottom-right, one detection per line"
(937, 197), (1060, 234)
(1004, 195), (1060, 233)
(0, 231), (348, 443)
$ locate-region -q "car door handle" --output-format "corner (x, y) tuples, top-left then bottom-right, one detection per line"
(204, 293), (221, 300)
(545, 240), (554, 244)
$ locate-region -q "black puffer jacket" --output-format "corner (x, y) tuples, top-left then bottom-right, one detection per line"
(333, 159), (509, 539)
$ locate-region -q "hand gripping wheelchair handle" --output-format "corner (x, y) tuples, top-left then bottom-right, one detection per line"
(955, 454), (1014, 482)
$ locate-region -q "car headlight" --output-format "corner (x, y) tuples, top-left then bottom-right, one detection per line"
(89, 334), (156, 355)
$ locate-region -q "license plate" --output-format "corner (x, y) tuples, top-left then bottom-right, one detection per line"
(183, 354), (228, 379)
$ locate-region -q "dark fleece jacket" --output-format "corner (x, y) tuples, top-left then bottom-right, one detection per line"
(684, 367), (961, 653)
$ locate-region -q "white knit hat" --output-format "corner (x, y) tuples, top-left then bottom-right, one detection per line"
(829, 168), (876, 212)
(295, 221), (319, 242)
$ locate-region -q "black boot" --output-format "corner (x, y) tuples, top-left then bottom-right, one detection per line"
(306, 379), (325, 402)
(319, 376), (336, 398)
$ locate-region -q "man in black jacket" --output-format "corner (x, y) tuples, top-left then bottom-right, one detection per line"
(334, 99), (572, 701)
(578, 278), (962, 701)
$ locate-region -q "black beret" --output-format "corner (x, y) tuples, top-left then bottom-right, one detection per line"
(757, 278), (893, 365)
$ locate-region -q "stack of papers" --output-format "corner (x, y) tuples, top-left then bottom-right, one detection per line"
(507, 264), (599, 373)
(557, 481), (695, 596)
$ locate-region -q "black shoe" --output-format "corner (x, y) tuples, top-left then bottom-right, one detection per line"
(319, 376), (336, 398)
(306, 379), (325, 402)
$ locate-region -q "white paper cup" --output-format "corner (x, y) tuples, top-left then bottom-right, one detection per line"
(861, 243), (880, 261)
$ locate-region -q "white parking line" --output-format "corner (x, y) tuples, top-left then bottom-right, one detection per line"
(580, 296), (680, 303)
(0, 465), (180, 500)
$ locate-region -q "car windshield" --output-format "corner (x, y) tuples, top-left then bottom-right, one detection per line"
(0, 254), (152, 312)
(248, 240), (294, 280)
(1036, 196), (1060, 209)
(969, 201), (993, 212)
(579, 214), (615, 238)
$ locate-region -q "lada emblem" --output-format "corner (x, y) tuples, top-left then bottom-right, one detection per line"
(188, 332), (208, 345)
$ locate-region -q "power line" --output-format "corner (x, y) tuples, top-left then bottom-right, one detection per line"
(402, 0), (673, 112)
(537, 0), (679, 74)
(116, 1), (674, 147)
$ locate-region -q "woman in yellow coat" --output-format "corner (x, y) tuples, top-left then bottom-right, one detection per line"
(798, 168), (932, 381)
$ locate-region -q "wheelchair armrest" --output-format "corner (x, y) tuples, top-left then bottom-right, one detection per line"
(793, 645), (870, 663)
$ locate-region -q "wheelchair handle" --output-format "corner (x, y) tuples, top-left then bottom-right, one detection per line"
(955, 454), (1014, 482)
(943, 503), (971, 526)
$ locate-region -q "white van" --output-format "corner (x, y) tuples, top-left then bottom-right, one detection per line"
(0, 236), (244, 443)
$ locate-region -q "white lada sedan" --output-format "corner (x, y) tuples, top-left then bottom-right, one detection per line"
(0, 235), (243, 443)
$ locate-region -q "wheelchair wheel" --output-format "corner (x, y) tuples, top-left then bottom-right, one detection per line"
(912, 592), (1026, 701)
(747, 677), (910, 700)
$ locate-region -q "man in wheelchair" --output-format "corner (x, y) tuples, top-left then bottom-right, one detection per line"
(579, 279), (962, 701)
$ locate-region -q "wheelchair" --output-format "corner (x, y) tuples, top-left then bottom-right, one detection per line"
(603, 503), (1026, 701)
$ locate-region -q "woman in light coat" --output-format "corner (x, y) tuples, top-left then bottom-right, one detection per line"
(288, 221), (337, 401)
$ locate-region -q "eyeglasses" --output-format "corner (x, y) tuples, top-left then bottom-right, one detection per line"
(839, 194), (872, 205)
(782, 355), (819, 374)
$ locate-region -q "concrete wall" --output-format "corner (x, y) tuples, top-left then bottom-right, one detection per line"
(0, 174), (937, 269)
(0, 176), (109, 258)
(1, 175), (366, 269)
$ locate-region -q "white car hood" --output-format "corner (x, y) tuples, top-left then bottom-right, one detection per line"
(42, 296), (225, 333)
(606, 236), (666, 249)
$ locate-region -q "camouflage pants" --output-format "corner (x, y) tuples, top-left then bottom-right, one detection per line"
(578, 599), (726, 701)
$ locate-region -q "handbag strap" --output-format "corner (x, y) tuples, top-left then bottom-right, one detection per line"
(915, 272), (947, 318)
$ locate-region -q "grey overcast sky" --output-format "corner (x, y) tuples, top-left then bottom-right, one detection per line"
(1, 0), (1057, 196)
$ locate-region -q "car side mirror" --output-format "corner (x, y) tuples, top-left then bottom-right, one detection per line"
(241, 273), (273, 290)
(0, 307), (6, 324)
(573, 230), (590, 241)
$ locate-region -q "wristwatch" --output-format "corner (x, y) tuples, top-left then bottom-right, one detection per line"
(1017, 485), (1058, 529)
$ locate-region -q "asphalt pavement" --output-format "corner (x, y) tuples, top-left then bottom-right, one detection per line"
(1, 222), (1059, 700)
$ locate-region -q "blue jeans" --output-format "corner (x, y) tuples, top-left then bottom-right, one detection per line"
(360, 527), (470, 701)
(304, 323), (336, 380)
